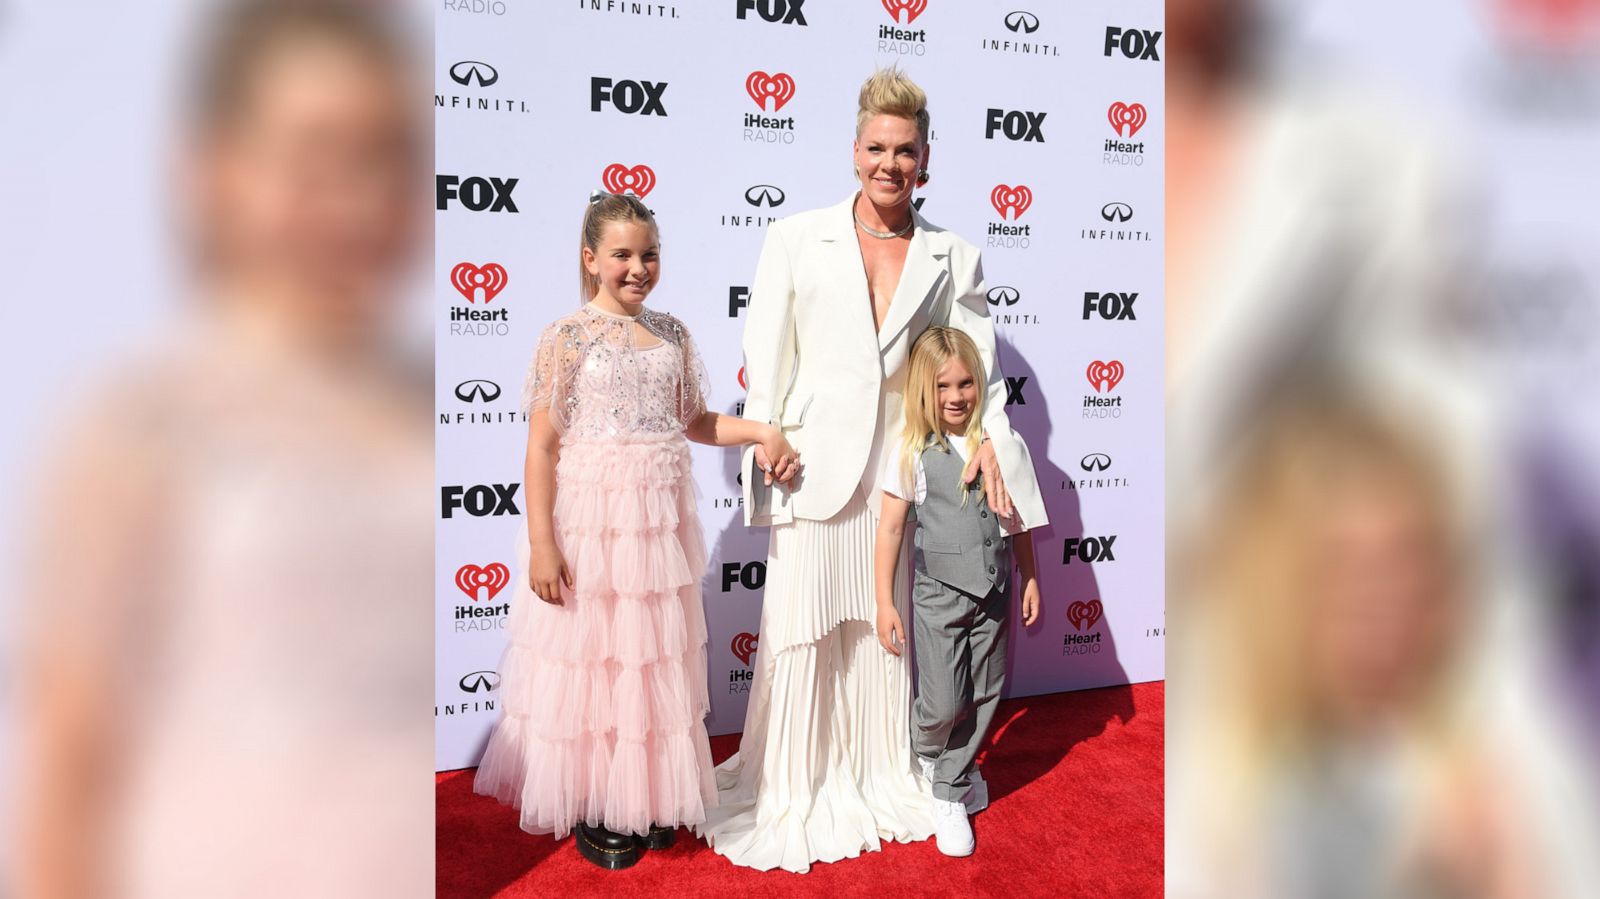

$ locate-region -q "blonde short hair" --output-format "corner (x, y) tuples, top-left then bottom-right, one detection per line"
(856, 67), (930, 145)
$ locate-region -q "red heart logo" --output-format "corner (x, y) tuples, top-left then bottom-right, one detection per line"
(1107, 102), (1147, 137)
(455, 563), (511, 601)
(601, 163), (656, 198)
(881, 0), (928, 23)
(1085, 360), (1125, 392)
(990, 184), (1033, 220)
(737, 366), (748, 391)
(449, 262), (508, 303)
(745, 71), (797, 111)
(731, 632), (759, 666)
(1067, 599), (1103, 631)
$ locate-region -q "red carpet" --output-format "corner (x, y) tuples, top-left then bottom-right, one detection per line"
(437, 681), (1163, 898)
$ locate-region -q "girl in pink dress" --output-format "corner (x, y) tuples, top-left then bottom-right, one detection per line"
(473, 192), (796, 870)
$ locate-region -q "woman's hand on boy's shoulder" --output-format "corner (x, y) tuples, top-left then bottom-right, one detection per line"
(962, 438), (1014, 519)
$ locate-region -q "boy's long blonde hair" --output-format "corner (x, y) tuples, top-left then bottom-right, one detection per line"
(900, 327), (986, 500)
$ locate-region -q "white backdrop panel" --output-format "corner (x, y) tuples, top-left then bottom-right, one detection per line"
(436, 0), (1164, 771)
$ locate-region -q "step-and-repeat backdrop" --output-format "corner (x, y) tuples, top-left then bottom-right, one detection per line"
(435, 0), (1164, 770)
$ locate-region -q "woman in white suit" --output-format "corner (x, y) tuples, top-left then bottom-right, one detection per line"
(695, 69), (1047, 872)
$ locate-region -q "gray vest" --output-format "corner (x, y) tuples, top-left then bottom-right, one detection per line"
(912, 439), (1011, 597)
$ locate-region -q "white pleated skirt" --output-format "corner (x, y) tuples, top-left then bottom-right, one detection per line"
(693, 487), (933, 872)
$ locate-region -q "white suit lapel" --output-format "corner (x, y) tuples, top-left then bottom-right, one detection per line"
(817, 195), (948, 351)
(815, 196), (880, 352)
(876, 208), (946, 350)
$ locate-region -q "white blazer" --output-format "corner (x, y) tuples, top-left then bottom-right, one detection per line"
(740, 194), (1048, 530)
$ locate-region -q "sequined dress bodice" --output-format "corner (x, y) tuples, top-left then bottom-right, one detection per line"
(522, 304), (709, 442)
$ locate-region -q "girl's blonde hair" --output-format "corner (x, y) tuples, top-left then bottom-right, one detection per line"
(579, 192), (657, 302)
(901, 327), (985, 501)
(857, 67), (930, 145)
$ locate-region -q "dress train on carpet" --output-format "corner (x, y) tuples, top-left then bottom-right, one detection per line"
(694, 489), (933, 873)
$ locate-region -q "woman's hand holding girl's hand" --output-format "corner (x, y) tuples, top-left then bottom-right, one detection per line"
(962, 438), (1014, 519)
(528, 540), (572, 605)
(757, 427), (801, 486)
(876, 604), (906, 657)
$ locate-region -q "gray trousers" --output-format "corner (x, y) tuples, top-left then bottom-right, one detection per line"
(910, 570), (1010, 801)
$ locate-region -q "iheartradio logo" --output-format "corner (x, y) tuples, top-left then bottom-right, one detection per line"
(450, 262), (508, 303)
(455, 563), (511, 601)
(990, 184), (1033, 220)
(1107, 102), (1147, 137)
(737, 366), (748, 390)
(1086, 360), (1125, 392)
(601, 163), (656, 198)
(1068, 599), (1103, 631)
(881, 0), (928, 23)
(746, 71), (796, 111)
(731, 632), (759, 666)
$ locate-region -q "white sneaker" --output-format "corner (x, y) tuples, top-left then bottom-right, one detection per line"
(963, 769), (989, 814)
(931, 797), (975, 857)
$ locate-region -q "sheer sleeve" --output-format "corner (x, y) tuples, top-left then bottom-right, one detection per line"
(521, 320), (584, 432)
(670, 315), (710, 426)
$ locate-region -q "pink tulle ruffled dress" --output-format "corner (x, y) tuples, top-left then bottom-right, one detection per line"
(473, 303), (716, 838)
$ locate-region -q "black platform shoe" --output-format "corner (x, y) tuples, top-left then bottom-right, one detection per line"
(637, 823), (677, 850)
(575, 822), (643, 870)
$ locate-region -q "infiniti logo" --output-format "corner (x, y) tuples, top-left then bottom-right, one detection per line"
(744, 184), (786, 208)
(454, 380), (502, 403)
(1101, 202), (1133, 223)
(986, 285), (1020, 306)
(450, 61), (498, 88)
(459, 670), (500, 693)
(1004, 10), (1040, 33)
(1080, 453), (1112, 472)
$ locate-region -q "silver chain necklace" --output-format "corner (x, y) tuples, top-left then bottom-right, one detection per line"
(853, 196), (914, 239)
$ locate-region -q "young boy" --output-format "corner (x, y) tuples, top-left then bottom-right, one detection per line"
(872, 327), (1043, 857)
